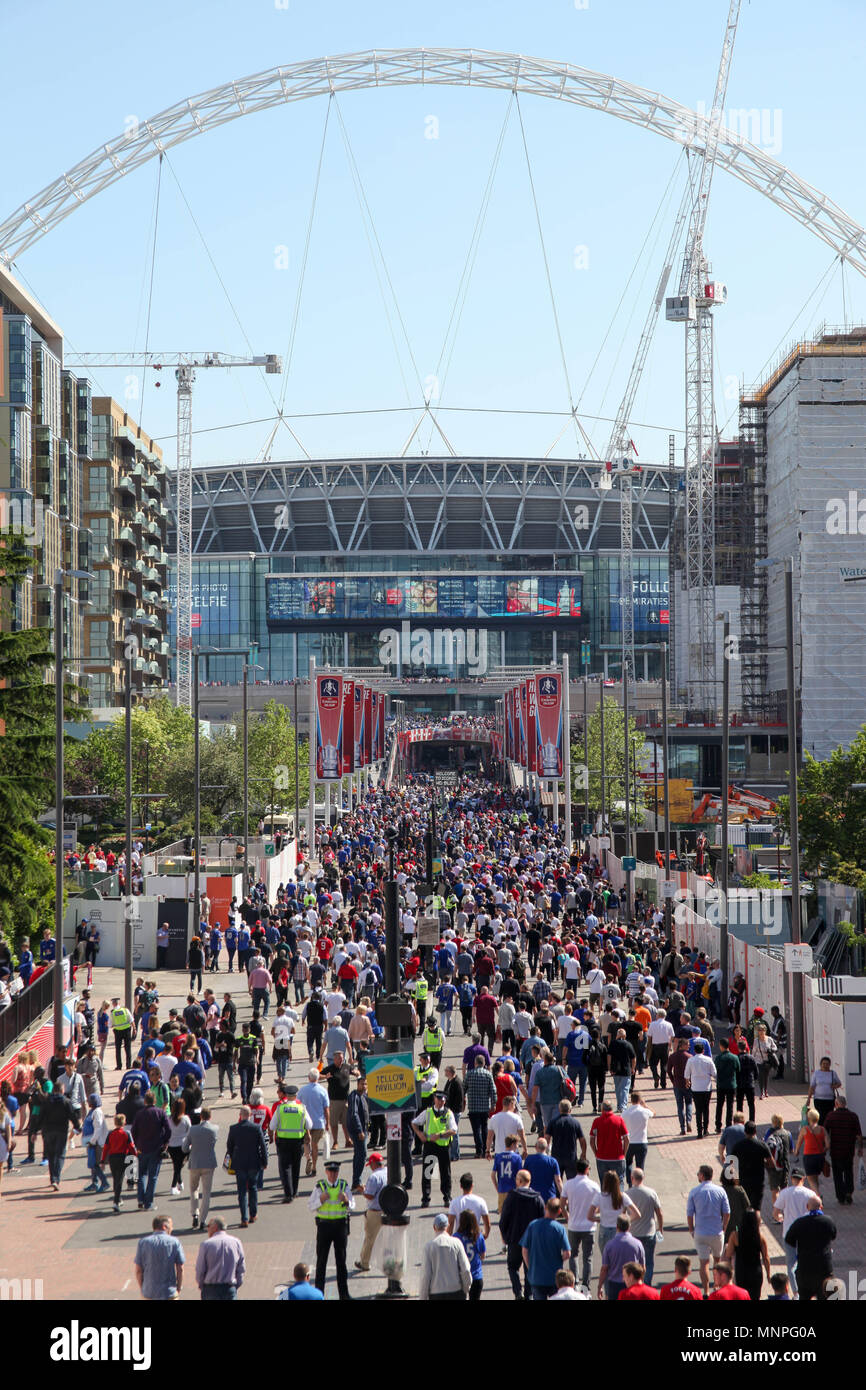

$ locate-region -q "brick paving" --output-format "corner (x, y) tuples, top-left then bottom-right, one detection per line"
(1, 962), (862, 1301)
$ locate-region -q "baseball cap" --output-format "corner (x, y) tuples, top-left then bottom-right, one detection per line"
(368, 1152), (384, 1165)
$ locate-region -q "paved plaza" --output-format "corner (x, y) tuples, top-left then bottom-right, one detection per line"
(1, 962), (861, 1302)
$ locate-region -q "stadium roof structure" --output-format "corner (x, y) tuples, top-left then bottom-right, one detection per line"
(171, 455), (676, 556)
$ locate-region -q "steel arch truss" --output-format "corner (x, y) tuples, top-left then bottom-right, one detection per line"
(2, 48), (865, 276)
(180, 455), (675, 556)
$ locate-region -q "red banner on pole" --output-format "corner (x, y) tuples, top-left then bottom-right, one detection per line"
(526, 676), (538, 774)
(316, 674), (343, 780)
(535, 671), (563, 777)
(363, 686), (373, 767)
(341, 678), (354, 775)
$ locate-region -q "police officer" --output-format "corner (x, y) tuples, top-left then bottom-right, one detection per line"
(412, 1050), (439, 1156)
(269, 1084), (311, 1203)
(110, 997), (134, 1070)
(308, 1159), (355, 1300)
(413, 973), (430, 1034)
(412, 1091), (457, 1209)
(423, 1014), (445, 1073)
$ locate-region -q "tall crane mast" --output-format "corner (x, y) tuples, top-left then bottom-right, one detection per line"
(666, 0), (742, 706)
(65, 351), (281, 712)
(606, 179), (694, 681)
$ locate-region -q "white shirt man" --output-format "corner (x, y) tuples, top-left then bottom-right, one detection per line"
(447, 1188), (491, 1237)
(648, 1016), (675, 1049)
(326, 990), (346, 1023)
(622, 1100), (654, 1147)
(562, 1169), (600, 1233)
(684, 1051), (717, 1091)
(487, 1105), (527, 1157)
(586, 966), (606, 998)
(557, 1011), (577, 1045)
(773, 1176), (812, 1242)
(601, 980), (621, 1006)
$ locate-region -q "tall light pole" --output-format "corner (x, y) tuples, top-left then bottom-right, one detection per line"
(293, 680), (300, 842)
(193, 649), (201, 933)
(784, 559), (805, 1082)
(598, 676), (606, 836)
(53, 566), (93, 1049)
(124, 650), (134, 1011)
(717, 612), (731, 1013)
(756, 556), (806, 1081)
(623, 661), (633, 920)
(661, 641), (672, 939)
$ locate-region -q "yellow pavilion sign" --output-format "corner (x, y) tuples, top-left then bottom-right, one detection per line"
(366, 1052), (416, 1113)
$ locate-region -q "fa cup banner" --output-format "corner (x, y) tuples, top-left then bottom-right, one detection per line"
(517, 682), (528, 769)
(370, 690), (380, 763)
(341, 678), (355, 775)
(526, 676), (538, 774)
(354, 683), (365, 769)
(504, 687), (513, 760)
(316, 674), (344, 781)
(535, 672), (563, 778)
(363, 685), (373, 766)
(377, 690), (386, 763)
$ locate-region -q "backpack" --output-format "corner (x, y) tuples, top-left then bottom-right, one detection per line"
(586, 1039), (605, 1070)
(765, 1128), (789, 1172)
(558, 1067), (576, 1101)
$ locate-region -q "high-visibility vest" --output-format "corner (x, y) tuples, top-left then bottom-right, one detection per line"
(274, 1102), (307, 1140)
(415, 1065), (435, 1094)
(423, 1107), (452, 1146)
(111, 1008), (130, 1031)
(431, 896), (445, 911)
(424, 1026), (444, 1054)
(414, 978), (428, 1002)
(316, 1178), (349, 1219)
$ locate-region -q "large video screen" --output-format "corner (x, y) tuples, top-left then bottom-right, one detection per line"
(608, 570), (670, 632)
(266, 574), (582, 624)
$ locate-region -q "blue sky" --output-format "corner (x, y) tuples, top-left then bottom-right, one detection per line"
(2, 0), (865, 469)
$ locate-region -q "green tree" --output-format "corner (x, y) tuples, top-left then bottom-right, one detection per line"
(578, 696), (645, 826)
(246, 698), (309, 830)
(0, 539), (70, 948)
(793, 729), (866, 882)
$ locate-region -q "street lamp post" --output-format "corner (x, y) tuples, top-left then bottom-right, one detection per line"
(124, 650), (134, 1012)
(717, 612), (731, 1012)
(193, 649), (201, 932)
(598, 676), (606, 836)
(53, 566), (94, 1050)
(756, 556), (806, 1082)
(623, 662), (633, 920)
(661, 641), (672, 939)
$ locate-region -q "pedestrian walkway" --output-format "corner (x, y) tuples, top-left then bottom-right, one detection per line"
(0, 961), (861, 1300)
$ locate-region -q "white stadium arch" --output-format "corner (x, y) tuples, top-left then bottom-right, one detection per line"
(0, 47), (865, 275)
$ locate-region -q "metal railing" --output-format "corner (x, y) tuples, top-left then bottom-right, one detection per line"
(0, 964), (56, 1059)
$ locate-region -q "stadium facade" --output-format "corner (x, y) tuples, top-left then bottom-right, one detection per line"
(168, 455), (675, 685)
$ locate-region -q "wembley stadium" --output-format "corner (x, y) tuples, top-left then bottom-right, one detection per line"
(167, 454), (673, 689)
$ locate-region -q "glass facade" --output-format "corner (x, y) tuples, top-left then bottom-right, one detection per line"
(171, 552), (669, 683)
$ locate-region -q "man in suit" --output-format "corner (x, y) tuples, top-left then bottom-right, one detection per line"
(226, 1104), (268, 1227)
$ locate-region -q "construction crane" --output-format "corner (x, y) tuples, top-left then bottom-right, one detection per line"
(605, 179), (694, 681)
(64, 351), (281, 712)
(666, 0), (742, 706)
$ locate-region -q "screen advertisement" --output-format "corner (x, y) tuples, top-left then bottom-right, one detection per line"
(608, 569), (670, 631)
(266, 573), (582, 624)
(315, 674), (343, 781)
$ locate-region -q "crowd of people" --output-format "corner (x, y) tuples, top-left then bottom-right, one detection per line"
(0, 764), (857, 1302)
